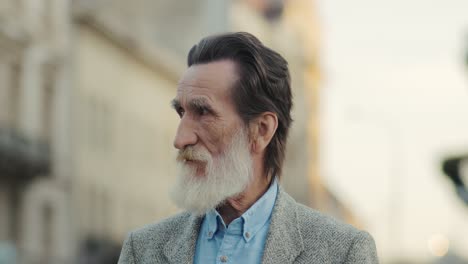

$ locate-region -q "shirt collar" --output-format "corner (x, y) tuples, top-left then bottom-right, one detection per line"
(241, 177), (278, 242)
(205, 209), (223, 239)
(204, 178), (278, 242)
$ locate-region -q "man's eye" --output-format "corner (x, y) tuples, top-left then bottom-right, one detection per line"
(177, 108), (185, 117)
(197, 107), (209, 116)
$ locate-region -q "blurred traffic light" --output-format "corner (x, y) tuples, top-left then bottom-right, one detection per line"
(442, 155), (468, 206)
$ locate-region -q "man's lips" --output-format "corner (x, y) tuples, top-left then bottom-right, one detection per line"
(183, 159), (206, 166)
(182, 159), (207, 176)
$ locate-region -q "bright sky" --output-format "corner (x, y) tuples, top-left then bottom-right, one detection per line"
(317, 0), (468, 262)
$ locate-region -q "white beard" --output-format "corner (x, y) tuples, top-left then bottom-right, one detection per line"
(170, 129), (253, 215)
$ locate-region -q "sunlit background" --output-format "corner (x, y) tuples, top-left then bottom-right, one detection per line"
(0, 0), (467, 263)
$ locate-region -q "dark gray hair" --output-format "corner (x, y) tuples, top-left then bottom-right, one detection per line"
(187, 32), (293, 178)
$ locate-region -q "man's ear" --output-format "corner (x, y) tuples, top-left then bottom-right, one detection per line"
(249, 112), (278, 154)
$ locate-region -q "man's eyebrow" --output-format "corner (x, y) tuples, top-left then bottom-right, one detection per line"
(189, 98), (210, 109)
(171, 97), (217, 115)
(170, 99), (181, 110)
(189, 98), (218, 115)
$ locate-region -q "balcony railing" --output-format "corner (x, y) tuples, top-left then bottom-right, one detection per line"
(0, 127), (50, 182)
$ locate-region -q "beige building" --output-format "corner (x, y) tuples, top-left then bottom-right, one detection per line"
(72, 18), (182, 247)
(0, 0), (357, 263)
(0, 0), (73, 263)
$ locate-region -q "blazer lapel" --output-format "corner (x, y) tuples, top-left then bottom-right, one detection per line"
(262, 187), (304, 264)
(163, 214), (203, 264)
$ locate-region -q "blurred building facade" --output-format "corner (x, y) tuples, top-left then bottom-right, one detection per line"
(0, 0), (358, 263)
(0, 0), (73, 263)
(71, 18), (183, 264)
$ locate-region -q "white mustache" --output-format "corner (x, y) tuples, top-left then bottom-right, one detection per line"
(176, 146), (210, 163)
(170, 129), (253, 215)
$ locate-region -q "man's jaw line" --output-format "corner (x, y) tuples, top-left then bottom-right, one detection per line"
(180, 159), (253, 211)
(178, 158), (208, 177)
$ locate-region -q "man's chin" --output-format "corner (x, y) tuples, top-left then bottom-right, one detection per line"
(173, 198), (227, 216)
(179, 163), (207, 178)
(169, 183), (237, 215)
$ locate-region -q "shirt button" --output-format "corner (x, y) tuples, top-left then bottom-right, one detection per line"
(208, 231), (213, 237)
(245, 232), (250, 238)
(220, 255), (228, 262)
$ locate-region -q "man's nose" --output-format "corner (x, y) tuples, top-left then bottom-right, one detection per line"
(173, 116), (197, 150)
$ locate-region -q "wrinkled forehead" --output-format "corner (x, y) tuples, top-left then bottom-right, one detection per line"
(176, 60), (239, 104)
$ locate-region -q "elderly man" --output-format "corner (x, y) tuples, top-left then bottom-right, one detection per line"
(118, 32), (378, 264)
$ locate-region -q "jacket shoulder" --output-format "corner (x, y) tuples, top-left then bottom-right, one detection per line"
(118, 212), (194, 263)
(294, 203), (377, 263)
(296, 203), (362, 240)
(130, 211), (192, 245)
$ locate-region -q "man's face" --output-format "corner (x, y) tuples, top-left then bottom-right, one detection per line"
(172, 60), (244, 168)
(170, 60), (254, 214)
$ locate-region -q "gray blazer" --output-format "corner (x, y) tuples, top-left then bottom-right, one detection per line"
(118, 188), (379, 263)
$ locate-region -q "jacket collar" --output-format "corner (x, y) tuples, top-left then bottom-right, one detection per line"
(261, 186), (305, 263)
(162, 186), (304, 264)
(163, 213), (203, 264)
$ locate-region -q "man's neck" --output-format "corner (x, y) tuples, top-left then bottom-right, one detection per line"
(217, 175), (272, 226)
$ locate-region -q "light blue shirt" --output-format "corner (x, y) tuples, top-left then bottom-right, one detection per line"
(194, 179), (278, 264)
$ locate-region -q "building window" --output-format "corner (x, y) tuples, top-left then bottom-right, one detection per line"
(42, 204), (53, 262)
(82, 96), (113, 152)
(12, 0), (23, 18)
(40, 0), (55, 39)
(41, 64), (54, 141)
(0, 62), (9, 126)
(10, 62), (21, 131)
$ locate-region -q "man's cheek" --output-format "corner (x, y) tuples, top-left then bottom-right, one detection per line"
(201, 123), (227, 152)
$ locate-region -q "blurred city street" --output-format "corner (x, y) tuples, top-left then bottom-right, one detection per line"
(0, 0), (468, 263)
